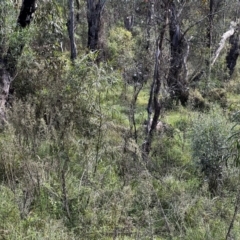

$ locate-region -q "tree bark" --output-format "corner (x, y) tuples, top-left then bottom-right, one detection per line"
(75, 0), (81, 22)
(0, 0), (37, 123)
(226, 24), (240, 77)
(206, 0), (214, 50)
(86, 0), (106, 51)
(124, 15), (134, 32)
(67, 0), (77, 60)
(167, 2), (189, 106)
(17, 0), (37, 28)
(145, 0), (155, 51)
(211, 22), (236, 66)
(142, 6), (168, 156)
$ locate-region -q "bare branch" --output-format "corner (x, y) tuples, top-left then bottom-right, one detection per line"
(211, 22), (237, 66)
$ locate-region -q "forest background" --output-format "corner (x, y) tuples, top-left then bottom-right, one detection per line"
(0, 0), (240, 239)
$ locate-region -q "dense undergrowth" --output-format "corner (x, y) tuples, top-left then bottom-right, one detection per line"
(1, 54), (240, 239)
(1, 1), (240, 239)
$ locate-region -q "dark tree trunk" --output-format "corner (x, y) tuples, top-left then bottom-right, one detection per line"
(226, 25), (240, 76)
(205, 0), (214, 81)
(167, 2), (189, 106)
(17, 0), (37, 28)
(207, 0), (214, 50)
(75, 0), (81, 22)
(0, 0), (37, 123)
(86, 0), (106, 51)
(124, 15), (134, 32)
(67, 0), (77, 60)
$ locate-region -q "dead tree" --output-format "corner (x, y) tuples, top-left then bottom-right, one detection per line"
(86, 0), (106, 51)
(0, 0), (37, 123)
(167, 2), (189, 106)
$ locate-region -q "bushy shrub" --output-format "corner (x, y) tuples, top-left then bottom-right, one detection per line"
(190, 108), (232, 195)
(106, 27), (134, 69)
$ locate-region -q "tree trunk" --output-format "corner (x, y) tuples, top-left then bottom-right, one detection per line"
(124, 15), (134, 32)
(142, 6), (168, 157)
(0, 0), (37, 123)
(75, 0), (81, 22)
(226, 24), (240, 77)
(211, 22), (236, 66)
(167, 2), (189, 106)
(67, 0), (77, 60)
(17, 0), (37, 28)
(86, 0), (106, 51)
(145, 0), (155, 51)
(206, 0), (214, 50)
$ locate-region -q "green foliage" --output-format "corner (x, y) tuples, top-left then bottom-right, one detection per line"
(151, 134), (190, 173)
(106, 27), (134, 69)
(190, 108), (233, 195)
(2, 0), (240, 239)
(0, 0), (18, 55)
(35, 0), (66, 47)
(0, 186), (20, 228)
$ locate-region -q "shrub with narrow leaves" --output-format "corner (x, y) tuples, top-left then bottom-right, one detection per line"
(190, 108), (232, 195)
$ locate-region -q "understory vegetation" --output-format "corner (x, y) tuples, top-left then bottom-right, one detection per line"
(1, 0), (240, 239)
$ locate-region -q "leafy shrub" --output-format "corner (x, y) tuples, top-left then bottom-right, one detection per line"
(190, 108), (232, 195)
(0, 185), (20, 228)
(106, 27), (134, 69)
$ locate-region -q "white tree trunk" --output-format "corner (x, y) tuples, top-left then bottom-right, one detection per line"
(211, 22), (237, 66)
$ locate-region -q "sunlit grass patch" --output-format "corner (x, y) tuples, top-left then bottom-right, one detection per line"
(164, 107), (192, 129)
(137, 88), (149, 106)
